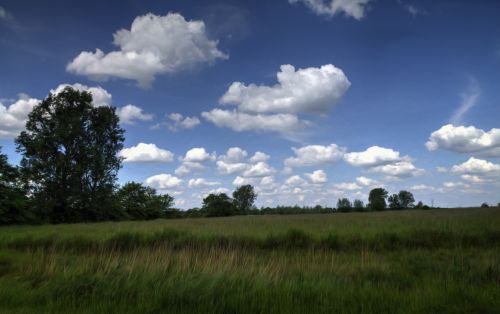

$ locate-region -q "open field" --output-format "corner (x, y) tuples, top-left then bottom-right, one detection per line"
(0, 207), (499, 313)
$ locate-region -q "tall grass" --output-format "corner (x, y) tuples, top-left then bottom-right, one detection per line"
(0, 207), (499, 313)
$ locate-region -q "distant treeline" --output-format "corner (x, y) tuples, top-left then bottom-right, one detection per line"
(0, 87), (496, 225)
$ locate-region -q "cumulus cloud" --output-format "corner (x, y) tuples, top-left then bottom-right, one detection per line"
(289, 0), (371, 20)
(202, 109), (304, 133)
(333, 182), (362, 190)
(116, 104), (154, 125)
(344, 146), (404, 167)
(355, 176), (377, 186)
(167, 113), (200, 131)
(181, 147), (216, 162)
(285, 175), (307, 186)
(233, 176), (255, 186)
(219, 147), (247, 163)
(67, 13), (228, 87)
(242, 161), (276, 177)
(451, 157), (500, 176)
(119, 143), (173, 163)
(0, 95), (39, 139)
(144, 173), (183, 189)
(220, 64), (350, 114)
(249, 151), (270, 163)
(176, 147), (216, 176)
(426, 124), (500, 157)
(284, 144), (345, 168)
(188, 178), (220, 188)
(305, 170), (327, 184)
(370, 161), (424, 178)
(51, 83), (112, 107)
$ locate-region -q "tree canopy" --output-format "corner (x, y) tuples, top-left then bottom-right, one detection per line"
(15, 87), (125, 223)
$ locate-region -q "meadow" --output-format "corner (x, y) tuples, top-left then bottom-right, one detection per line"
(0, 207), (499, 313)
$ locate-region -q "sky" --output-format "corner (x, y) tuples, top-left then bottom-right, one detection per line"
(1, 0), (499, 209)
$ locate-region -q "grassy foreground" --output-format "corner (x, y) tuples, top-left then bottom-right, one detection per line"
(0, 207), (499, 313)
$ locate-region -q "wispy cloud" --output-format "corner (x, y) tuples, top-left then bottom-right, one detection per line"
(450, 78), (480, 125)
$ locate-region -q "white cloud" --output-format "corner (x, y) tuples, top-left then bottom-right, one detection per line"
(202, 109), (304, 133)
(116, 104), (153, 125)
(67, 13), (228, 87)
(219, 147), (247, 163)
(206, 187), (231, 196)
(182, 147), (216, 162)
(426, 124), (500, 157)
(451, 157), (500, 175)
(289, 0), (371, 20)
(461, 174), (487, 184)
(285, 175), (307, 186)
(220, 64), (350, 114)
(344, 146), (404, 167)
(284, 144), (345, 168)
(450, 79), (480, 125)
(305, 170), (327, 184)
(370, 161), (424, 178)
(355, 176), (376, 186)
(242, 161), (276, 177)
(260, 176), (275, 186)
(216, 160), (249, 175)
(410, 184), (434, 191)
(333, 182), (362, 190)
(0, 95), (39, 139)
(249, 151), (270, 163)
(188, 178), (220, 188)
(144, 173), (183, 189)
(167, 113), (200, 131)
(51, 83), (112, 107)
(175, 162), (205, 176)
(119, 143), (173, 163)
(233, 176), (255, 186)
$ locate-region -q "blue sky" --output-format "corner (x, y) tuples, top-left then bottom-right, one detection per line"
(1, 0), (499, 209)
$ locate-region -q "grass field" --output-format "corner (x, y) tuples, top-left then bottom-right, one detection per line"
(0, 207), (499, 313)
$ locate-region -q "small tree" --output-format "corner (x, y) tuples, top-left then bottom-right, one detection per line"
(388, 194), (401, 209)
(480, 202), (489, 208)
(353, 199), (364, 211)
(0, 147), (31, 224)
(337, 198), (352, 212)
(202, 193), (234, 217)
(232, 184), (257, 212)
(368, 188), (388, 211)
(117, 182), (174, 220)
(414, 201), (424, 209)
(398, 190), (415, 208)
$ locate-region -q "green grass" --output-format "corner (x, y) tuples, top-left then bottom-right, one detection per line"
(0, 207), (499, 313)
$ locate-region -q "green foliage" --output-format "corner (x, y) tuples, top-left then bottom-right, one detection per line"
(398, 190), (415, 208)
(202, 193), (235, 217)
(15, 87), (125, 223)
(232, 184), (257, 212)
(481, 203), (489, 208)
(336, 198), (352, 212)
(0, 147), (32, 224)
(369, 188), (388, 210)
(117, 182), (175, 220)
(388, 194), (402, 209)
(353, 199), (364, 211)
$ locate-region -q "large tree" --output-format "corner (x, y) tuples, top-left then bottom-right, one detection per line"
(15, 87), (125, 223)
(398, 190), (415, 208)
(117, 182), (174, 220)
(368, 188), (388, 211)
(0, 147), (31, 224)
(232, 184), (257, 212)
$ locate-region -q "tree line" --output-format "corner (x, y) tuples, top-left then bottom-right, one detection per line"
(0, 87), (494, 224)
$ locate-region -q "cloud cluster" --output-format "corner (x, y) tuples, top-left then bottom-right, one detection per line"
(345, 146), (423, 178)
(51, 83), (112, 107)
(67, 13), (228, 87)
(175, 147), (216, 176)
(289, 0), (371, 20)
(167, 113), (200, 131)
(0, 95), (39, 139)
(117, 104), (154, 125)
(203, 64), (349, 134)
(426, 124), (500, 157)
(284, 144), (345, 168)
(144, 173), (183, 190)
(216, 147), (276, 179)
(119, 143), (174, 163)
